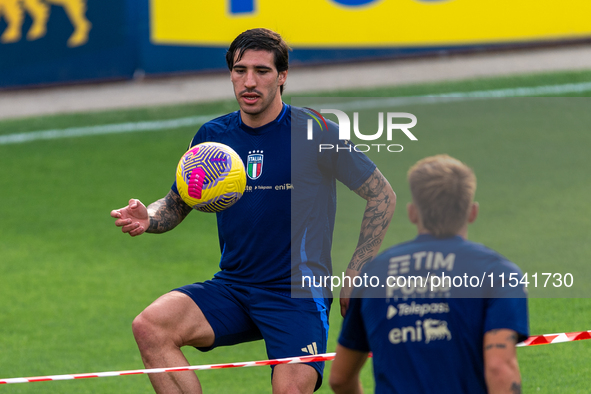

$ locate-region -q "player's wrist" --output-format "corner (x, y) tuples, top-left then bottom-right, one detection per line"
(145, 216), (158, 233)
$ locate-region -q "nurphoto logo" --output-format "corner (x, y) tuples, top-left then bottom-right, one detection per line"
(305, 108), (417, 153)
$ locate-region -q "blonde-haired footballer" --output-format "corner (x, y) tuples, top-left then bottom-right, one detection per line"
(330, 155), (528, 394)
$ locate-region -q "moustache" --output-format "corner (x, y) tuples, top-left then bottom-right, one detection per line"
(240, 89), (263, 97)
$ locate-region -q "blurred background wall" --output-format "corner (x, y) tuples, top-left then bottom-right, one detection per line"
(1, 0), (590, 89)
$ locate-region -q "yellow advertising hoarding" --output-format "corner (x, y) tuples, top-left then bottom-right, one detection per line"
(151, 0), (591, 47)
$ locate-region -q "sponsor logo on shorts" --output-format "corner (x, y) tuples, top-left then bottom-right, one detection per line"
(301, 342), (318, 355)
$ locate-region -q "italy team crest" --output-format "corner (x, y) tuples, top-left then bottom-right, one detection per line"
(247, 151), (263, 180)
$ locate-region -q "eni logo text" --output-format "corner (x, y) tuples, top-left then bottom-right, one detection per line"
(0, 0), (91, 47)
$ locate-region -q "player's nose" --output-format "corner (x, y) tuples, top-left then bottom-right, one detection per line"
(244, 70), (257, 88)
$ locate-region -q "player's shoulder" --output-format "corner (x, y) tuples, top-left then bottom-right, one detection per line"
(369, 235), (520, 271)
(459, 239), (523, 274)
(290, 105), (317, 119)
(289, 105), (309, 120)
(375, 236), (429, 259)
(460, 238), (509, 261)
(201, 111), (240, 131)
(289, 105), (311, 128)
(290, 105), (338, 131)
(189, 111), (240, 147)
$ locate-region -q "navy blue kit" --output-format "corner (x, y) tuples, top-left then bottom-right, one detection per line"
(339, 234), (529, 393)
(171, 104), (375, 388)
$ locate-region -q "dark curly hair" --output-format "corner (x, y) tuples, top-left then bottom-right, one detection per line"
(226, 28), (291, 94)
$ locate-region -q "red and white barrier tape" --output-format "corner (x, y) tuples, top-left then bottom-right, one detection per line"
(516, 330), (591, 347)
(0, 354), (334, 385)
(1, 330), (590, 385)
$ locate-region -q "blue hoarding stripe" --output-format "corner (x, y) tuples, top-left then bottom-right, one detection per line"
(230, 0), (255, 14)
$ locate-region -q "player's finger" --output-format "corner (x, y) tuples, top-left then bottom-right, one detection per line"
(114, 218), (132, 227)
(110, 209), (122, 218)
(121, 222), (140, 233)
(128, 199), (140, 209)
(128, 226), (145, 237)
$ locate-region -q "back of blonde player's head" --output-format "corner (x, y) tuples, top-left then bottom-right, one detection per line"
(407, 154), (476, 238)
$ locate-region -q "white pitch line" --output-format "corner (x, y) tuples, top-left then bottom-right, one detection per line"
(310, 81), (591, 111)
(0, 114), (222, 145)
(1, 81), (591, 146)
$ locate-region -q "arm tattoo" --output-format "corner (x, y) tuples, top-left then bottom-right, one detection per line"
(484, 330), (518, 351)
(511, 382), (522, 394)
(146, 191), (192, 234)
(348, 169), (395, 271)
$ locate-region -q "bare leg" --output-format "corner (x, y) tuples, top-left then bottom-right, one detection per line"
(132, 291), (215, 394)
(0, 0), (24, 43)
(272, 364), (318, 394)
(22, 0), (49, 40)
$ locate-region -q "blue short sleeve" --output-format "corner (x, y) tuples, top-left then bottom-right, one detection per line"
(338, 297), (371, 352)
(484, 259), (529, 342)
(316, 120), (376, 191)
(484, 297), (529, 343)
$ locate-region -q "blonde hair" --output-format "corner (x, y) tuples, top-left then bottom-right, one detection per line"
(407, 155), (476, 238)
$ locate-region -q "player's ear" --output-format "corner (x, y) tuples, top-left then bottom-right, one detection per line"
(407, 202), (419, 224)
(468, 202), (479, 224)
(278, 70), (287, 85)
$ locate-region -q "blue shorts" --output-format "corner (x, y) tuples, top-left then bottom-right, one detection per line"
(173, 280), (331, 391)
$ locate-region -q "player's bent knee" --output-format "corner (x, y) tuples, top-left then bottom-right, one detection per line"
(131, 313), (163, 350)
(133, 292), (216, 350)
(131, 304), (178, 348)
(272, 364), (318, 394)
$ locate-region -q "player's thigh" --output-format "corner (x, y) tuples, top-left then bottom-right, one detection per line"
(134, 291), (215, 348)
(251, 293), (330, 390)
(253, 295), (329, 357)
(175, 281), (263, 350)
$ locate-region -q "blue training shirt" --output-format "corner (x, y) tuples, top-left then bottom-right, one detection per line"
(338, 234), (529, 394)
(172, 104), (376, 292)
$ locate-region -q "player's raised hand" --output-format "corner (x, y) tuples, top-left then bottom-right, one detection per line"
(110, 199), (150, 237)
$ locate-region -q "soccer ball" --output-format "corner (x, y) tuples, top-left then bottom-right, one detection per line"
(176, 142), (246, 212)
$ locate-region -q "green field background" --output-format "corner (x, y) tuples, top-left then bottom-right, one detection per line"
(1, 71), (591, 393)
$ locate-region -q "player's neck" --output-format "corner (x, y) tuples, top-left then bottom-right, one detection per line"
(241, 98), (284, 129)
(416, 225), (469, 240)
(457, 225), (468, 239)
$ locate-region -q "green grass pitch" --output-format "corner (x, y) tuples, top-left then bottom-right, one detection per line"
(1, 69), (591, 393)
